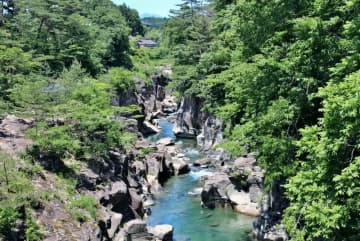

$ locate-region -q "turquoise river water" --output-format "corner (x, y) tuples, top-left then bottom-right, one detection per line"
(147, 119), (255, 241)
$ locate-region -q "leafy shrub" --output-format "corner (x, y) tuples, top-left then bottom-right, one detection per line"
(25, 209), (43, 241)
(69, 195), (98, 222)
(102, 67), (135, 93)
(140, 147), (154, 155)
(0, 207), (18, 238)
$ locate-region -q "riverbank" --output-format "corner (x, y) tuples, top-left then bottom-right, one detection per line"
(145, 119), (255, 241)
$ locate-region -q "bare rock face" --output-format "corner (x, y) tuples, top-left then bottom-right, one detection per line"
(77, 168), (100, 191)
(173, 95), (206, 138)
(129, 188), (144, 217)
(253, 181), (289, 241)
(121, 220), (157, 241)
(132, 76), (178, 136)
(111, 90), (138, 107)
(200, 154), (265, 218)
(170, 157), (190, 175)
(148, 224), (173, 241)
(234, 156), (257, 168)
(124, 219), (147, 234)
(142, 121), (161, 135)
(226, 185), (260, 217)
(197, 115), (223, 151)
(161, 96), (177, 114)
(99, 211), (123, 240)
(36, 196), (102, 241)
(201, 172), (232, 209)
(0, 115), (33, 153)
(108, 181), (128, 207)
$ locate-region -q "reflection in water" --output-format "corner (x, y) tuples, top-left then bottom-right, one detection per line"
(147, 119), (255, 241)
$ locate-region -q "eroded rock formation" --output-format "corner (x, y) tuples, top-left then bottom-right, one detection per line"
(173, 95), (206, 138)
(200, 155), (263, 217)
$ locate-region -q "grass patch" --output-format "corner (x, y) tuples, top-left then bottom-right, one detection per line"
(140, 147), (154, 155)
(69, 195), (98, 222)
(25, 209), (43, 241)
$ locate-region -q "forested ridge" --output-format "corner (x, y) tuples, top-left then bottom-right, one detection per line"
(0, 0), (360, 241)
(162, 0), (360, 240)
(0, 1), (158, 240)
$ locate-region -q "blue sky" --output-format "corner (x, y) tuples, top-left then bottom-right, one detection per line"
(112, 0), (182, 17)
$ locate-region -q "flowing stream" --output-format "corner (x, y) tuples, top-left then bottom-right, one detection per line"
(146, 119), (255, 241)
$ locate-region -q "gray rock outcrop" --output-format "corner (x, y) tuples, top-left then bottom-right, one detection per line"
(253, 181), (289, 241)
(201, 172), (232, 209)
(200, 155), (264, 217)
(197, 115), (223, 151)
(173, 95), (206, 138)
(0, 115), (33, 153)
(148, 224), (173, 241)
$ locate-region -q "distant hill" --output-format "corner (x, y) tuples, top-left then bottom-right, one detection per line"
(141, 17), (168, 29)
(140, 13), (163, 18)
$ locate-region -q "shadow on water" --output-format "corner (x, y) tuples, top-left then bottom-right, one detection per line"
(146, 119), (255, 241)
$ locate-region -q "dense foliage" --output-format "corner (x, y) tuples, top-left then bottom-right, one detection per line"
(164, 0), (360, 240)
(2, 0), (360, 239)
(0, 0), (146, 239)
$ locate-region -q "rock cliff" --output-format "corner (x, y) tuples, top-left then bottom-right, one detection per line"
(199, 155), (264, 217)
(173, 95), (206, 138)
(124, 75), (177, 136)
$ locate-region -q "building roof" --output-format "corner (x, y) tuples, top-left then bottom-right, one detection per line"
(138, 39), (157, 45)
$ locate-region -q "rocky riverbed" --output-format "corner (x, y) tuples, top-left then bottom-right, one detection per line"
(146, 119), (255, 241)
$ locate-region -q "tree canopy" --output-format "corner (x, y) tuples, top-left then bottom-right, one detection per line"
(164, 0), (360, 240)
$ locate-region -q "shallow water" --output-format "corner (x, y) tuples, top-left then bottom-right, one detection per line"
(146, 119), (255, 241)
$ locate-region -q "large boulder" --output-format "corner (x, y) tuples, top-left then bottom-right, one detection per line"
(148, 225), (173, 241)
(122, 220), (156, 241)
(234, 156), (257, 168)
(193, 158), (213, 168)
(201, 172), (232, 208)
(171, 157), (190, 175)
(226, 185), (260, 217)
(156, 138), (175, 146)
(108, 181), (128, 207)
(97, 181), (128, 207)
(124, 220), (147, 234)
(77, 168), (100, 191)
(141, 121), (160, 135)
(100, 212), (123, 239)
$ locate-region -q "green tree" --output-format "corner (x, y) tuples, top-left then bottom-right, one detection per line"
(119, 4), (144, 36)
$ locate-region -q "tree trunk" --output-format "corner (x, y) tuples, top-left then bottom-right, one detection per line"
(3, 159), (9, 191)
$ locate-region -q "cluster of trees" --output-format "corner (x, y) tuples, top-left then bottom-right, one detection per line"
(165, 0), (360, 240)
(0, 1), (147, 240)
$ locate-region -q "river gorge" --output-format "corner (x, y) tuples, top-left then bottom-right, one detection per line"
(146, 119), (255, 241)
